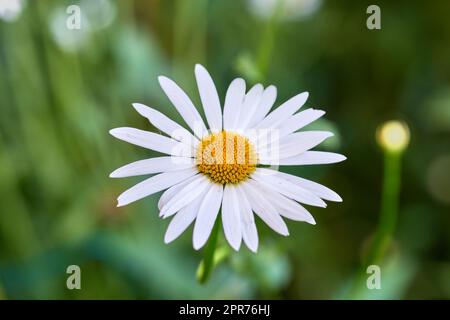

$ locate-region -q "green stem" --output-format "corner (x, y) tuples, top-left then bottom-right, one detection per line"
(348, 150), (403, 298)
(256, 0), (284, 80)
(366, 151), (402, 265)
(197, 217), (221, 284)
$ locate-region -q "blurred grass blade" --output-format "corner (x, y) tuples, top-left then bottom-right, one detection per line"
(196, 217), (222, 284)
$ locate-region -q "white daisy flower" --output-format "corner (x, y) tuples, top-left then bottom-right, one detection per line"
(248, 0), (322, 22)
(110, 64), (346, 252)
(0, 0), (25, 22)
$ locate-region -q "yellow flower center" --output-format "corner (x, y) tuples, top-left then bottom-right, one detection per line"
(196, 131), (257, 184)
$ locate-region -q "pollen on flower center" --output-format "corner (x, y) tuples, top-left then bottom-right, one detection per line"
(196, 131), (257, 184)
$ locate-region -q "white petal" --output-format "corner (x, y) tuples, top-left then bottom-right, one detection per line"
(259, 131), (333, 161)
(158, 76), (207, 138)
(193, 183), (224, 250)
(160, 175), (210, 218)
(109, 127), (193, 157)
(223, 78), (246, 130)
(237, 84), (264, 130)
(252, 168), (327, 207)
(247, 85), (277, 128)
(241, 181), (289, 236)
(275, 151), (347, 166)
(278, 130), (333, 148)
(194, 64), (222, 132)
(277, 108), (326, 138)
(221, 184), (242, 251)
(276, 132), (332, 159)
(253, 92), (309, 129)
(132, 103), (198, 144)
(235, 184), (258, 252)
(158, 175), (199, 210)
(258, 184), (316, 224)
(164, 189), (206, 243)
(110, 157), (194, 178)
(270, 170), (342, 202)
(116, 168), (198, 207)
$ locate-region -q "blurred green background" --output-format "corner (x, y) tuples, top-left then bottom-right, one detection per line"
(0, 0), (449, 299)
